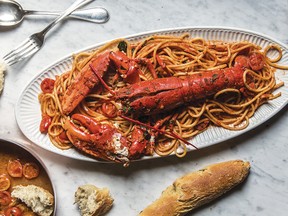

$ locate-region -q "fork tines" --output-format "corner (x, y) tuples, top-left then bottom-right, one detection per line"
(3, 36), (40, 66)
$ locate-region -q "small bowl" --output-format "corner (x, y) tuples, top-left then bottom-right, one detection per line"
(0, 138), (57, 215)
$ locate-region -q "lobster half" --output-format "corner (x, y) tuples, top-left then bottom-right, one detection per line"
(59, 50), (264, 165)
(61, 51), (156, 115)
(64, 114), (151, 165)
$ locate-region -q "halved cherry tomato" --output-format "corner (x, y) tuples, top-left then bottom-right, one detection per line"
(249, 52), (264, 71)
(58, 131), (69, 142)
(101, 102), (118, 118)
(234, 55), (250, 68)
(0, 191), (11, 206)
(40, 78), (55, 94)
(7, 160), (22, 178)
(39, 114), (52, 133)
(4, 206), (22, 216)
(0, 174), (11, 191)
(23, 162), (40, 179)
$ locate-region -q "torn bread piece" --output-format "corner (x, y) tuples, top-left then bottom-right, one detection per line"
(75, 184), (114, 216)
(0, 58), (7, 93)
(139, 160), (250, 216)
(11, 184), (54, 216)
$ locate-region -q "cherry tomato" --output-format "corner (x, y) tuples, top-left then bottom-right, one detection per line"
(249, 52), (264, 71)
(40, 78), (55, 94)
(39, 115), (52, 133)
(0, 191), (11, 206)
(7, 160), (22, 178)
(0, 174), (11, 191)
(23, 163), (40, 179)
(4, 207), (22, 216)
(101, 102), (118, 118)
(58, 131), (69, 142)
(234, 55), (249, 68)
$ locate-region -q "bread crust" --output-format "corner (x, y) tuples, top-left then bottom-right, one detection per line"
(74, 184), (114, 216)
(139, 160), (250, 216)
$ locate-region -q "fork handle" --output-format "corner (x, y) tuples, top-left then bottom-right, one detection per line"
(40, 0), (94, 36)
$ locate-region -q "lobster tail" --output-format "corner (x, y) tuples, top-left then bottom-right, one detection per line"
(116, 66), (246, 116)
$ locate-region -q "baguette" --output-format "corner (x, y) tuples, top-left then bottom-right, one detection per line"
(74, 184), (114, 216)
(11, 184), (54, 216)
(139, 160), (250, 216)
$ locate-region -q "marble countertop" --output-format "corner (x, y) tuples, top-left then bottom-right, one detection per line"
(0, 0), (288, 215)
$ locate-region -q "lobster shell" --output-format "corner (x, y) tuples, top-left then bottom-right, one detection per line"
(116, 66), (245, 115)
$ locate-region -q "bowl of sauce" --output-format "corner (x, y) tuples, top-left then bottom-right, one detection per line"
(0, 138), (56, 215)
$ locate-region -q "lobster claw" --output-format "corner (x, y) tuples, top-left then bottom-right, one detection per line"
(64, 114), (130, 165)
(61, 51), (111, 115)
(128, 126), (151, 159)
(109, 51), (141, 84)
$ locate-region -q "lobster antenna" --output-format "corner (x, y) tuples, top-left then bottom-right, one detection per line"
(90, 64), (115, 95)
(120, 114), (198, 150)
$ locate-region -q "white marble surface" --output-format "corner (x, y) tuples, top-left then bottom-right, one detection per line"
(0, 0), (288, 215)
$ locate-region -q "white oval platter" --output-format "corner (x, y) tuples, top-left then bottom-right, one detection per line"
(15, 26), (288, 162)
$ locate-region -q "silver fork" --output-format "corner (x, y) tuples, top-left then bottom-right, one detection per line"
(2, 0), (94, 66)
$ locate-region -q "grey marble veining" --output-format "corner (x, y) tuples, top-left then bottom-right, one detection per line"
(0, 0), (288, 215)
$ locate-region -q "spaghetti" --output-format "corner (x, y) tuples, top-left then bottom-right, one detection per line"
(38, 34), (287, 159)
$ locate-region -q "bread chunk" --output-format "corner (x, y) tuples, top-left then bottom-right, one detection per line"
(0, 58), (7, 93)
(11, 184), (54, 216)
(75, 184), (114, 216)
(139, 160), (250, 216)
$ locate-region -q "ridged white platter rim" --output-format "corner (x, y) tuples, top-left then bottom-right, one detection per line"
(15, 26), (288, 162)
